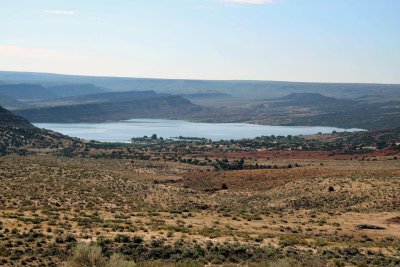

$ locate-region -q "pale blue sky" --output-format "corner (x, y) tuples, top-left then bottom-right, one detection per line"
(0, 0), (399, 83)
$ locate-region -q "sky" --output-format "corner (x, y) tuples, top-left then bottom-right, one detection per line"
(0, 0), (399, 83)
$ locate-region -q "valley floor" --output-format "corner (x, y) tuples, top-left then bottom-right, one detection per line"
(0, 153), (399, 266)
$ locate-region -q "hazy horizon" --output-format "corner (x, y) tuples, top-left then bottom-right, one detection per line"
(1, 69), (400, 86)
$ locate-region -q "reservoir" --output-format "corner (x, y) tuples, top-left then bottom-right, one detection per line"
(34, 119), (363, 142)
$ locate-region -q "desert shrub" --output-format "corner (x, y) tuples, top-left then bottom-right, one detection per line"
(331, 259), (346, 267)
(65, 234), (77, 243)
(132, 235), (144, 244)
(279, 235), (308, 247)
(65, 243), (107, 267)
(114, 234), (130, 243)
(0, 246), (9, 257)
(56, 236), (65, 243)
(65, 243), (137, 267)
(108, 253), (136, 267)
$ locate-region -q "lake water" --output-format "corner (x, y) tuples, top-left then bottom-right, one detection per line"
(34, 119), (363, 142)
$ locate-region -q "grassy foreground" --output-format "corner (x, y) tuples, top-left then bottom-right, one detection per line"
(0, 150), (399, 266)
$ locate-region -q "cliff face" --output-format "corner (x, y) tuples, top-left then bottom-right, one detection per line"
(0, 106), (34, 128)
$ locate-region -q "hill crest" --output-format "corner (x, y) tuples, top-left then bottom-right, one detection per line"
(0, 106), (34, 128)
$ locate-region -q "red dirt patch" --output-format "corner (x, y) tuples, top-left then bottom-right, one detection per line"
(182, 168), (329, 192)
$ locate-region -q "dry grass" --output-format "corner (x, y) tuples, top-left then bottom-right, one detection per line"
(0, 154), (399, 266)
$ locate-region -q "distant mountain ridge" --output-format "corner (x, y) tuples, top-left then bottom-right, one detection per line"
(0, 84), (57, 100)
(55, 90), (166, 104)
(22, 90), (172, 109)
(16, 95), (205, 123)
(45, 84), (108, 97)
(0, 83), (110, 101)
(277, 93), (355, 106)
(178, 93), (231, 100)
(1, 70), (400, 99)
(2, 71), (400, 130)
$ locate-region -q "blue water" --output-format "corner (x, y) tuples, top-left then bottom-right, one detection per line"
(34, 119), (363, 142)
